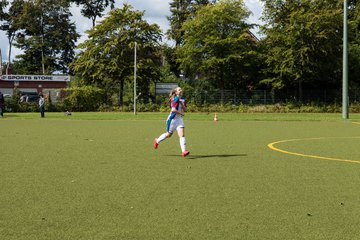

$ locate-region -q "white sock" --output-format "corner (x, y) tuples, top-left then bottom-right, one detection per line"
(180, 137), (186, 152)
(157, 133), (167, 144)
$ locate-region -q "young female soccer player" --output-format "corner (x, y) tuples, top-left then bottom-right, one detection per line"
(154, 86), (190, 157)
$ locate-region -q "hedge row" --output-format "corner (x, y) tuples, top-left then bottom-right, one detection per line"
(5, 86), (359, 113)
(4, 101), (360, 113)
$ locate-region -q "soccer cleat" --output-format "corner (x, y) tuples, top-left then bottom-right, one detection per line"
(182, 151), (190, 157)
(153, 138), (159, 149)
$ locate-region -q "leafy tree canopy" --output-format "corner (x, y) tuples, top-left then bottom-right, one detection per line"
(70, 4), (162, 105)
(71, 0), (115, 27)
(12, 0), (79, 74)
(177, 0), (259, 91)
(260, 0), (343, 93)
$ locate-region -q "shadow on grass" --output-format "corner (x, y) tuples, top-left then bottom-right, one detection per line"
(165, 154), (247, 159)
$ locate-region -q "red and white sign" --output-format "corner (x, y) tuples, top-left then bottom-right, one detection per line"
(0, 75), (70, 82)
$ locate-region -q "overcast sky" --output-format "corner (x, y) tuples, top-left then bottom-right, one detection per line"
(0, 0), (264, 63)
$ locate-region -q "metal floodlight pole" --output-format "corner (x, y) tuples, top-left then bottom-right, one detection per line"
(343, 0), (349, 119)
(134, 42), (137, 115)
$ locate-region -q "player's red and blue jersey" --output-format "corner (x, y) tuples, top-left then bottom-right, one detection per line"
(169, 96), (180, 120)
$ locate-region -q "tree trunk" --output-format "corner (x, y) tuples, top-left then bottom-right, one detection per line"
(298, 78), (303, 102)
(92, 16), (96, 27)
(118, 79), (124, 106)
(6, 36), (14, 75)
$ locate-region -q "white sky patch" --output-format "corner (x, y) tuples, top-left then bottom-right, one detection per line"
(245, 0), (264, 19)
(244, 0), (265, 38)
(70, 3), (92, 38)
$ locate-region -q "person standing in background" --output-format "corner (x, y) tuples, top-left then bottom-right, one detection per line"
(0, 91), (5, 117)
(39, 93), (45, 118)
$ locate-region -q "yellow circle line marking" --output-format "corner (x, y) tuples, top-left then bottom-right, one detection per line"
(268, 137), (360, 164)
(352, 122), (360, 125)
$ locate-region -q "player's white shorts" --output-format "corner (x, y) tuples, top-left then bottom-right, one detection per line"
(166, 116), (184, 134)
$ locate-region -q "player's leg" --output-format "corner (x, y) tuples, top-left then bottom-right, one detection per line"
(177, 126), (189, 157)
(154, 118), (174, 149)
(155, 132), (172, 146)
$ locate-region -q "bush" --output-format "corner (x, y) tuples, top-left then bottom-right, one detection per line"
(58, 86), (105, 112)
(349, 102), (360, 113)
(4, 89), (21, 112)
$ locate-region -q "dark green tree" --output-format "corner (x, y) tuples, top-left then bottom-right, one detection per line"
(0, 0), (24, 74)
(12, 0), (79, 74)
(348, 0), (360, 92)
(260, 0), (343, 99)
(167, 0), (216, 46)
(177, 0), (259, 94)
(71, 0), (115, 27)
(70, 4), (162, 105)
(167, 0), (215, 77)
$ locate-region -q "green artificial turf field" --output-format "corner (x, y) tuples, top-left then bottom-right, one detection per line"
(1, 113), (360, 239)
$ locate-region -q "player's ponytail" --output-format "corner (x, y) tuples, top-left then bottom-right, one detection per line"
(168, 87), (177, 102)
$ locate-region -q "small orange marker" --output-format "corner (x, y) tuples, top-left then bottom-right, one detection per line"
(214, 113), (218, 122)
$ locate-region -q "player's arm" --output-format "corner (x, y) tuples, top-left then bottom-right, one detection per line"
(171, 96), (184, 116)
(180, 98), (186, 111)
(171, 107), (184, 116)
